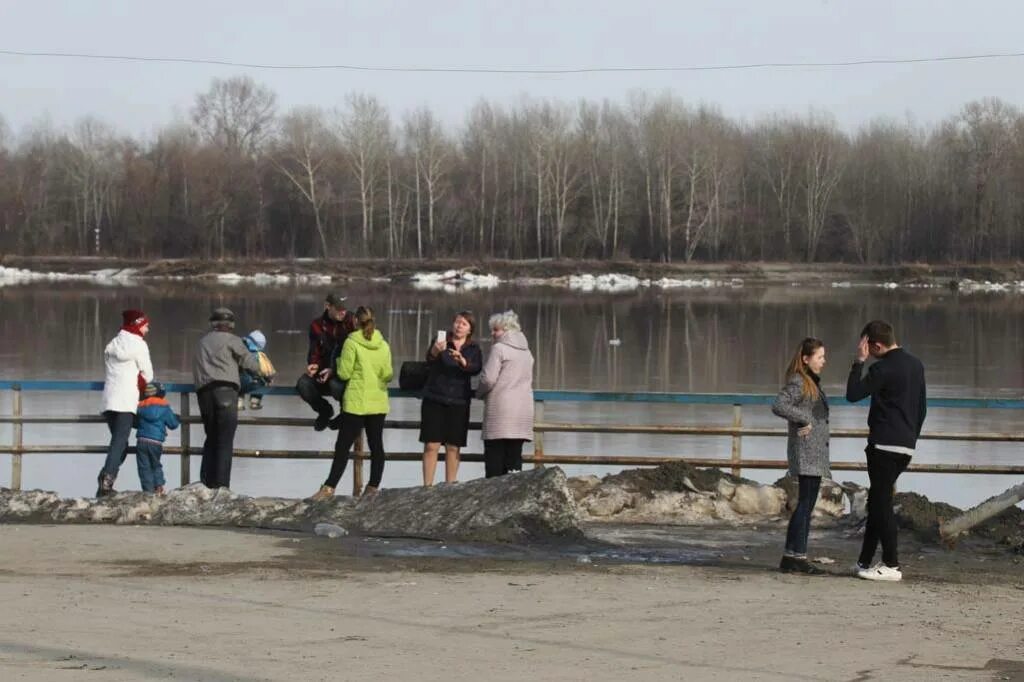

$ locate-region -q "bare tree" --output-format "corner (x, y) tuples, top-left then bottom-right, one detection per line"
(404, 107), (450, 258)
(799, 115), (846, 261)
(273, 107), (334, 257)
(339, 94), (391, 256)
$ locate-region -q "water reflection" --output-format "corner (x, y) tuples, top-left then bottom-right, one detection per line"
(0, 281), (1022, 507)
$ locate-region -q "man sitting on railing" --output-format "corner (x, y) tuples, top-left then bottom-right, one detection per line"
(193, 308), (272, 490)
(296, 293), (357, 432)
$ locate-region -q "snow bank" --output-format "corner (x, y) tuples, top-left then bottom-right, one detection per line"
(410, 270), (501, 291)
(952, 279), (1024, 293)
(567, 273), (744, 292)
(568, 273), (642, 292)
(0, 266), (140, 287)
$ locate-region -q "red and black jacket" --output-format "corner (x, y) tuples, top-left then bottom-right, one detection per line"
(307, 311), (357, 369)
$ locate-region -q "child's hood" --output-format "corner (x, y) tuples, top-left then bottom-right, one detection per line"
(138, 396), (171, 409)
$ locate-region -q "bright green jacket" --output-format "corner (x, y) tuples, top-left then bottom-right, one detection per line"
(336, 329), (394, 415)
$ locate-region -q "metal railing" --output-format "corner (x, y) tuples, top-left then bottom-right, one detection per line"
(1, 380), (1023, 496)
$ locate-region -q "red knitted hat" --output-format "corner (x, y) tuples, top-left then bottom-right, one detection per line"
(121, 309), (149, 335)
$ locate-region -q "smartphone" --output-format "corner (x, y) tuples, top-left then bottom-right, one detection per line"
(436, 330), (448, 345)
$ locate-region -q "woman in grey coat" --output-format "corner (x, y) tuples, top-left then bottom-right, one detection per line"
(476, 310), (535, 478)
(771, 337), (830, 575)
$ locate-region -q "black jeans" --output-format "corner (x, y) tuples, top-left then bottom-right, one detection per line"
(784, 475), (821, 557)
(859, 446), (912, 568)
(100, 411), (135, 478)
(325, 413), (386, 489)
(295, 374), (347, 417)
(197, 384), (239, 489)
(484, 439), (525, 478)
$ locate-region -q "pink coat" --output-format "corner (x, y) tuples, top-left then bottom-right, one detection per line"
(477, 330), (535, 441)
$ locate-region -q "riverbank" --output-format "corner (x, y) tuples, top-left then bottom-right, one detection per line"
(4, 255), (1024, 289)
(0, 524), (1021, 681)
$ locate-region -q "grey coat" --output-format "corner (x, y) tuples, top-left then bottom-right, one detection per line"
(193, 330), (265, 391)
(771, 373), (831, 477)
(476, 330), (535, 441)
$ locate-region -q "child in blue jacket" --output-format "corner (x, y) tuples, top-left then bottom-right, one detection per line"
(135, 382), (180, 495)
(239, 330), (271, 410)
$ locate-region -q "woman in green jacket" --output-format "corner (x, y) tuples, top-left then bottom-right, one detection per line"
(312, 306), (393, 500)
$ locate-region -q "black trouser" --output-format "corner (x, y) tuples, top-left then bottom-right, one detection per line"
(325, 413), (386, 489)
(484, 439), (525, 478)
(100, 410), (135, 478)
(784, 475), (821, 557)
(295, 374), (347, 417)
(858, 446), (912, 568)
(197, 384), (239, 489)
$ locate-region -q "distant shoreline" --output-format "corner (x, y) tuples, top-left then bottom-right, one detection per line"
(2, 255), (1023, 290)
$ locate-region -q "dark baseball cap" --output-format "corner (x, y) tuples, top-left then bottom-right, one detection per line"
(325, 293), (347, 307)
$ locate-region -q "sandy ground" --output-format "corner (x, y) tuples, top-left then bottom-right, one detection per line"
(0, 525), (1022, 682)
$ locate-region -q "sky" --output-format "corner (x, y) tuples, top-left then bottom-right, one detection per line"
(0, 0), (1021, 138)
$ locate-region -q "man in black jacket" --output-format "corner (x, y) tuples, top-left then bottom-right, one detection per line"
(846, 320), (927, 582)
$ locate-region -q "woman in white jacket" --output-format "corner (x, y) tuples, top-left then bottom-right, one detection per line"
(97, 309), (154, 497)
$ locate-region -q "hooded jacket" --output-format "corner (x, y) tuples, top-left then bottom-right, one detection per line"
(101, 330), (154, 414)
(135, 396), (181, 443)
(337, 329), (394, 415)
(476, 330), (535, 441)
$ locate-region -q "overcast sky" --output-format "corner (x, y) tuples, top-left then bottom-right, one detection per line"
(1, 0), (1021, 137)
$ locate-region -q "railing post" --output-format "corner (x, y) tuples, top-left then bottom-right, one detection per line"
(11, 385), (23, 491)
(353, 431), (364, 496)
(730, 403), (742, 478)
(533, 399), (545, 468)
(179, 392), (191, 487)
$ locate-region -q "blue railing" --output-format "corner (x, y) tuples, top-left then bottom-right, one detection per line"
(2, 380), (1024, 409)
(2, 380), (1023, 495)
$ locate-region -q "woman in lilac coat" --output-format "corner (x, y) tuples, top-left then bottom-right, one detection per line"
(476, 310), (535, 478)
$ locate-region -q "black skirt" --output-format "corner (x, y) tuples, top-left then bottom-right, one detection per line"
(419, 398), (471, 447)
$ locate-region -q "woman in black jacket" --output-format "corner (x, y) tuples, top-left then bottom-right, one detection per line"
(420, 311), (482, 485)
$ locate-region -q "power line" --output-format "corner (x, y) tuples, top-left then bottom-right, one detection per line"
(1, 48), (1024, 74)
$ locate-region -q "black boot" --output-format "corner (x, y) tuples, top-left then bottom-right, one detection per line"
(96, 472), (116, 498)
(314, 408), (333, 432)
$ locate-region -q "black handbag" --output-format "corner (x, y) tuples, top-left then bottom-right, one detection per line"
(399, 361), (429, 391)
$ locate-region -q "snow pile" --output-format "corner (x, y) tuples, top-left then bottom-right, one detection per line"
(410, 270), (501, 291)
(568, 273), (642, 292)
(952, 279), (1024, 293)
(0, 266), (140, 287)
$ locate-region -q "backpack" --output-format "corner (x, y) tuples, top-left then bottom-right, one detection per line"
(399, 361), (429, 391)
(257, 351), (277, 379)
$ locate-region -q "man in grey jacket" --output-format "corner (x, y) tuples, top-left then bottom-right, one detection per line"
(193, 308), (267, 489)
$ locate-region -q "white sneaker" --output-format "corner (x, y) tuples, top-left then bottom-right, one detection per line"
(857, 564), (902, 582)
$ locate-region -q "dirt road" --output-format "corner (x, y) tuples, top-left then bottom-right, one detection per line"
(0, 525), (1022, 681)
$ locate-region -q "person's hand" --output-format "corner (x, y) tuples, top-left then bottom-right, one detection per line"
(432, 339), (446, 355)
(448, 349), (467, 368)
(797, 424), (813, 438)
(306, 363), (319, 378)
(317, 368), (333, 383)
(855, 335), (870, 363)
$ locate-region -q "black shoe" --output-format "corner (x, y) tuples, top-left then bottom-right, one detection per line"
(779, 555), (826, 575)
(328, 413), (344, 430)
(96, 472), (116, 498)
(313, 410), (332, 432)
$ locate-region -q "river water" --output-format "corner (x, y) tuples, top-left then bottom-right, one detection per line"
(0, 279), (1021, 508)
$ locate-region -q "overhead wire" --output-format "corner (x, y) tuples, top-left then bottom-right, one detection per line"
(1, 48), (1023, 73)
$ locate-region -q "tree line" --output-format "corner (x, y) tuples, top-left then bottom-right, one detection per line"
(1, 76), (1022, 263)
